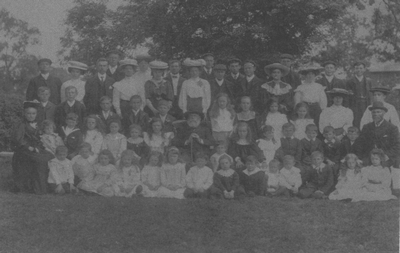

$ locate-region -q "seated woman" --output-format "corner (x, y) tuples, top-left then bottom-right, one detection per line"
(12, 101), (54, 194)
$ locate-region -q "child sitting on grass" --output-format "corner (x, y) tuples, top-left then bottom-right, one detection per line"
(127, 124), (150, 168)
(298, 151), (334, 199)
(57, 113), (83, 159)
(79, 150), (116, 197)
(240, 155), (266, 197)
(257, 125), (280, 170)
(158, 147), (187, 199)
(112, 150), (143, 197)
(329, 153), (363, 201)
(82, 114), (104, 159)
(265, 160), (288, 197)
(279, 155), (302, 196)
(48, 146), (77, 194)
(71, 143), (95, 189)
(352, 149), (397, 202)
(184, 152), (214, 199)
(301, 124), (323, 169)
(210, 155), (245, 200)
(210, 141), (233, 172)
(275, 122), (302, 167)
(141, 151), (163, 197)
(40, 120), (64, 155)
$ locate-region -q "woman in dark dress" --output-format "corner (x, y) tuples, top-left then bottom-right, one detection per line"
(12, 101), (54, 194)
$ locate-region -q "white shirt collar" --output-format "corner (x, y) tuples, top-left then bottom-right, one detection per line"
(325, 75), (334, 82)
(305, 136), (315, 142)
(375, 120), (384, 127)
(41, 101), (48, 107)
(312, 163), (326, 171)
(103, 110), (110, 118)
(243, 167), (261, 176)
(216, 79), (224, 86)
(204, 67), (212, 74)
(246, 75), (255, 82)
(159, 114), (167, 122)
(231, 73), (239, 79)
(324, 138), (336, 144)
(109, 65), (117, 73)
(132, 109), (140, 116)
(98, 73), (107, 80)
(355, 75), (364, 82)
(67, 100), (75, 107)
(41, 73), (50, 80)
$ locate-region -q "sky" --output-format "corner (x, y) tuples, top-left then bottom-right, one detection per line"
(1, 0), (75, 65)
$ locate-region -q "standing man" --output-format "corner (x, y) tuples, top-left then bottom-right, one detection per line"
(165, 59), (186, 119)
(133, 53), (152, 107)
(209, 64), (234, 103)
(280, 54), (301, 90)
(26, 58), (62, 105)
(242, 60), (264, 114)
(84, 58), (115, 114)
(316, 61), (347, 106)
(106, 50), (124, 82)
(200, 53), (215, 81)
(225, 57), (246, 110)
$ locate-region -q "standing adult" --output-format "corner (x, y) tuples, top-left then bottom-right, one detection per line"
(165, 59), (186, 119)
(241, 60), (265, 114)
(133, 53), (152, 101)
(11, 101), (54, 194)
(106, 50), (124, 82)
(200, 53), (215, 81)
(316, 61), (347, 107)
(225, 57), (246, 110)
(346, 60), (373, 129)
(26, 58), (62, 105)
(209, 64), (234, 103)
(280, 54), (302, 90)
(84, 58), (115, 115)
(61, 61), (88, 103)
(113, 59), (143, 119)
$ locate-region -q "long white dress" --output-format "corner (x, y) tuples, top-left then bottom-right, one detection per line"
(79, 164), (116, 197)
(71, 154), (96, 188)
(257, 139), (281, 168)
(83, 130), (103, 158)
(291, 118), (314, 140)
(111, 165), (142, 197)
(329, 169), (363, 200)
(264, 112), (288, 140)
(319, 105), (354, 134)
(158, 162), (186, 199)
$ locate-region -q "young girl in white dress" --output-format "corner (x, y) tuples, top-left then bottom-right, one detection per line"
(71, 143), (96, 189)
(352, 149), (397, 202)
(82, 115), (104, 159)
(290, 102), (314, 140)
(329, 153), (363, 201)
(79, 150), (116, 197)
(261, 99), (288, 140)
(102, 120), (127, 162)
(111, 150), (143, 197)
(141, 151), (163, 197)
(143, 118), (170, 154)
(209, 93), (235, 142)
(257, 125), (281, 171)
(158, 147), (187, 199)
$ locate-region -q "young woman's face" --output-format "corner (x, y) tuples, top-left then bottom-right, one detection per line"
(70, 68), (81, 79)
(25, 108), (37, 122)
(240, 98), (251, 111)
(110, 122), (120, 134)
(297, 106), (307, 118)
(124, 65), (136, 77)
(66, 119), (77, 128)
(168, 153), (179, 164)
(99, 155), (110, 166)
(304, 71), (316, 82)
(264, 131), (274, 140)
(130, 128), (141, 139)
(87, 118), (97, 130)
(195, 157), (207, 168)
(149, 155), (159, 166)
(347, 158), (357, 169)
(152, 69), (164, 79)
(152, 121), (162, 133)
(121, 156), (133, 167)
(219, 158), (231, 171)
(217, 96), (228, 109)
(333, 96), (343, 106)
(189, 67), (200, 78)
(271, 69), (282, 80)
(269, 103), (279, 113)
(371, 154), (381, 166)
(238, 126), (248, 139)
(80, 147), (91, 159)
(44, 125), (53, 134)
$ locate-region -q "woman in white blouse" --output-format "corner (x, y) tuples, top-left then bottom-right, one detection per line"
(113, 59), (144, 118)
(61, 61), (88, 103)
(179, 59), (211, 116)
(319, 88), (354, 140)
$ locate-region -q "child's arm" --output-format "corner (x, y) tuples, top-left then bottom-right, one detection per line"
(112, 89), (122, 116)
(185, 169), (194, 189)
(119, 136), (127, 159)
(48, 160), (62, 185)
(319, 167), (334, 195)
(92, 132), (104, 155)
(202, 168), (214, 191)
(318, 88), (327, 110)
(382, 167), (392, 190)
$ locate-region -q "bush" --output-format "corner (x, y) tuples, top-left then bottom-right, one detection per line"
(0, 93), (24, 151)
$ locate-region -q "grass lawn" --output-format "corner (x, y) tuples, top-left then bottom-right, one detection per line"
(0, 158), (399, 253)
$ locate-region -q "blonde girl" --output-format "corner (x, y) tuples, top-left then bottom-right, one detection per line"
(112, 150), (143, 197)
(82, 115), (104, 158)
(290, 102), (314, 140)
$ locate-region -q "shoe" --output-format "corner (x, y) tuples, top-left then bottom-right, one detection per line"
(135, 185), (143, 194)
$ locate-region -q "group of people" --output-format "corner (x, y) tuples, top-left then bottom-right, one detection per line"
(11, 50), (400, 202)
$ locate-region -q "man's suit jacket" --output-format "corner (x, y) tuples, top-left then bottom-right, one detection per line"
(281, 70), (301, 90)
(225, 73), (247, 111)
(97, 111), (120, 133)
(359, 120), (400, 167)
(36, 102), (56, 125)
(316, 75), (347, 106)
(302, 164), (334, 195)
(165, 73), (185, 119)
(54, 101), (86, 128)
(26, 74), (62, 105)
(200, 68), (214, 81)
(106, 67), (124, 82)
(208, 78), (235, 103)
(231, 76), (264, 114)
(122, 110), (149, 137)
(339, 138), (363, 161)
(84, 74), (115, 115)
(346, 75), (373, 128)
(300, 138), (324, 166)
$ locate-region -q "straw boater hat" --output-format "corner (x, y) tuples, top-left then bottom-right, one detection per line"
(369, 101), (388, 112)
(369, 85), (391, 95)
(298, 62), (324, 75)
(37, 58), (52, 65)
(201, 53), (214, 59)
(227, 57), (242, 65)
(149, 60), (168, 70)
(264, 63), (289, 76)
(243, 60), (257, 67)
(183, 58), (203, 68)
(119, 59), (138, 69)
(106, 49), (124, 57)
(213, 64), (227, 71)
(23, 101), (40, 109)
(326, 88), (353, 98)
(67, 61), (88, 73)
(135, 53), (152, 62)
(322, 61), (337, 67)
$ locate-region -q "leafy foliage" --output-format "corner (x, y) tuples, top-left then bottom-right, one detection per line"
(0, 93), (24, 151)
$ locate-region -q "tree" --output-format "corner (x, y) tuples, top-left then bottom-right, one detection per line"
(0, 8), (40, 92)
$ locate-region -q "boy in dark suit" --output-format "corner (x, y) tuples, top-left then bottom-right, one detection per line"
(154, 100), (176, 134)
(241, 60), (264, 114)
(36, 86), (56, 125)
(165, 59), (185, 119)
(225, 58), (246, 111)
(316, 61), (347, 106)
(275, 123), (302, 167)
(84, 58), (115, 114)
(279, 54), (301, 90)
(106, 50), (124, 81)
(209, 64), (234, 103)
(122, 95), (149, 136)
(339, 126), (363, 161)
(97, 96), (120, 133)
(54, 86), (86, 129)
(321, 126), (341, 180)
(301, 124), (324, 168)
(200, 53), (214, 81)
(57, 113), (83, 159)
(26, 58), (62, 105)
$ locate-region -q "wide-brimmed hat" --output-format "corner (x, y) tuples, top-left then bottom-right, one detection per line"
(23, 101), (40, 109)
(227, 57), (242, 65)
(67, 61), (88, 73)
(264, 63), (289, 76)
(184, 111), (203, 120)
(369, 101), (388, 112)
(326, 88), (353, 97)
(106, 49), (124, 57)
(119, 59), (138, 68)
(37, 58), (52, 65)
(135, 53), (152, 62)
(322, 61), (337, 67)
(183, 58), (203, 67)
(298, 62), (324, 75)
(149, 60), (168, 70)
(201, 53), (214, 59)
(369, 86), (391, 95)
(280, 54), (294, 60)
(213, 64), (227, 71)
(243, 60), (257, 67)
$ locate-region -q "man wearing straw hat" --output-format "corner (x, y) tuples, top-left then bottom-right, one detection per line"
(280, 54), (301, 90)
(26, 58), (62, 105)
(316, 61), (347, 107)
(106, 49), (125, 82)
